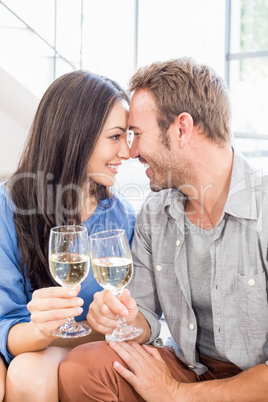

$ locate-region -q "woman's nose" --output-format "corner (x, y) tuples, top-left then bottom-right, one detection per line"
(118, 138), (131, 160)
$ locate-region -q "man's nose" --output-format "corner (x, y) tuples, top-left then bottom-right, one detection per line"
(130, 136), (139, 159)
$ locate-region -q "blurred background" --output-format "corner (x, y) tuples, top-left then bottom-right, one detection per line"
(1, 0), (268, 212)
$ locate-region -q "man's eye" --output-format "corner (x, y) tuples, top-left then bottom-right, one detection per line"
(133, 132), (140, 136)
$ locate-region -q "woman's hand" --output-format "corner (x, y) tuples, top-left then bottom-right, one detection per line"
(27, 284), (84, 340)
(86, 289), (139, 335)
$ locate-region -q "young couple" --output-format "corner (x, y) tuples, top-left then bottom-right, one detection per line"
(1, 58), (268, 402)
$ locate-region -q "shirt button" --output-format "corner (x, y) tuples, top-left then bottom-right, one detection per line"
(188, 364), (195, 368)
(189, 323), (195, 330)
(248, 279), (255, 286)
(176, 239), (181, 246)
(156, 265), (162, 272)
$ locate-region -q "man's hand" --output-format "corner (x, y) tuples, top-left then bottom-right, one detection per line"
(86, 289), (139, 335)
(109, 341), (181, 401)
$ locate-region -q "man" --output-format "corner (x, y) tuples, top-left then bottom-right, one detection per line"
(58, 58), (268, 401)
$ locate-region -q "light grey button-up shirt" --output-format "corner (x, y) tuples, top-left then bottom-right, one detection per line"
(129, 148), (268, 375)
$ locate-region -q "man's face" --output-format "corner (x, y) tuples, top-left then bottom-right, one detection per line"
(129, 89), (196, 193)
(129, 89), (173, 192)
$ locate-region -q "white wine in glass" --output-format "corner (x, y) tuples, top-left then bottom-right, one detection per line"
(49, 225), (92, 338)
(89, 229), (143, 341)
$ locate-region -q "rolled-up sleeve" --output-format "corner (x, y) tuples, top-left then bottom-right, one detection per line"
(0, 191), (31, 364)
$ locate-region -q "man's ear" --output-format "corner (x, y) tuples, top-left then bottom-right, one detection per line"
(173, 112), (194, 148)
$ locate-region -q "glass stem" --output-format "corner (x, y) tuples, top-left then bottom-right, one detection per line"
(61, 317), (78, 330)
(118, 317), (128, 327)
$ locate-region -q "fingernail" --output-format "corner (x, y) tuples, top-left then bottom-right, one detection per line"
(76, 307), (83, 313)
(77, 298), (84, 306)
(113, 361), (120, 369)
(121, 310), (128, 317)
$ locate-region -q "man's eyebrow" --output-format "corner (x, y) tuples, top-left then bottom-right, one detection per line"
(128, 125), (139, 131)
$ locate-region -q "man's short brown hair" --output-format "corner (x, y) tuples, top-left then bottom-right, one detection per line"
(129, 57), (232, 146)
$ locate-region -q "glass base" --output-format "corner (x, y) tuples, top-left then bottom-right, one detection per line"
(53, 322), (92, 338)
(106, 325), (143, 342)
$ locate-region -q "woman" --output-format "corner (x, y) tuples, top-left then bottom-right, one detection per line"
(0, 70), (135, 401)
(0, 354), (6, 402)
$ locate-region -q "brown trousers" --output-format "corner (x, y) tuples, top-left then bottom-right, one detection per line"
(58, 341), (242, 402)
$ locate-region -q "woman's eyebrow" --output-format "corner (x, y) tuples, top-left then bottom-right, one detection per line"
(106, 126), (127, 132)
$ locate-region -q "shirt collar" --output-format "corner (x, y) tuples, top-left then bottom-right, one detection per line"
(224, 147), (262, 220)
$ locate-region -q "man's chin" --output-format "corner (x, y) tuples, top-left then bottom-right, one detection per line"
(149, 181), (168, 192)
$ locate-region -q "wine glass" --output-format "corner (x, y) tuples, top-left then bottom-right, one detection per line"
(49, 225), (92, 338)
(89, 229), (143, 341)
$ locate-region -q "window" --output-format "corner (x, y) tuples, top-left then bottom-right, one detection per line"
(227, 0), (268, 169)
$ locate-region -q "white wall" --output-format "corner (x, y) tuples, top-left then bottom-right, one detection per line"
(0, 0), (226, 184)
(0, 67), (39, 177)
(137, 0), (226, 77)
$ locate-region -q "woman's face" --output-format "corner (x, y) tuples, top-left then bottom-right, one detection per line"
(86, 99), (130, 186)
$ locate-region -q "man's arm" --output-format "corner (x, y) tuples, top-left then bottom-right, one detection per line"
(179, 363), (268, 401)
(110, 341), (268, 402)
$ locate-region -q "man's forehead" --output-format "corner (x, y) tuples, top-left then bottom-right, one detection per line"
(130, 89), (157, 112)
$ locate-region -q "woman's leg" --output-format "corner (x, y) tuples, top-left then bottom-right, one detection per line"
(0, 356), (7, 402)
(5, 346), (70, 402)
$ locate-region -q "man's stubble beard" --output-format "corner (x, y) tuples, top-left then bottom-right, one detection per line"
(149, 126), (196, 193)
(149, 153), (196, 194)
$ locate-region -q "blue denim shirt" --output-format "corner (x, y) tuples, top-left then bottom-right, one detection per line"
(0, 183), (136, 364)
(129, 148), (268, 374)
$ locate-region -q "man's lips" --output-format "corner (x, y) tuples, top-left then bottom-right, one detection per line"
(139, 156), (148, 164)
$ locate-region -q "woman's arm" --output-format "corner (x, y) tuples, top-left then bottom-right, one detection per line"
(0, 355), (7, 402)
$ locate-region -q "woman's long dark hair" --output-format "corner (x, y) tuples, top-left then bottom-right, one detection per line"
(8, 70), (129, 290)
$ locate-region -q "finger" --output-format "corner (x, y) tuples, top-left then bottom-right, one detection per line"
(88, 293), (119, 322)
(87, 303), (119, 334)
(113, 360), (139, 388)
(86, 314), (119, 335)
(141, 344), (165, 362)
(98, 299), (119, 320)
(27, 296), (84, 312)
(36, 319), (69, 336)
(102, 290), (129, 317)
(109, 341), (144, 371)
(32, 285), (81, 300)
(30, 306), (83, 324)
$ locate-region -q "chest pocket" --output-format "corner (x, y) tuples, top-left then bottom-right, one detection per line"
(236, 270), (268, 339)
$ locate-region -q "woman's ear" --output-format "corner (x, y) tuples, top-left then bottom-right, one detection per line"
(173, 112), (194, 148)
